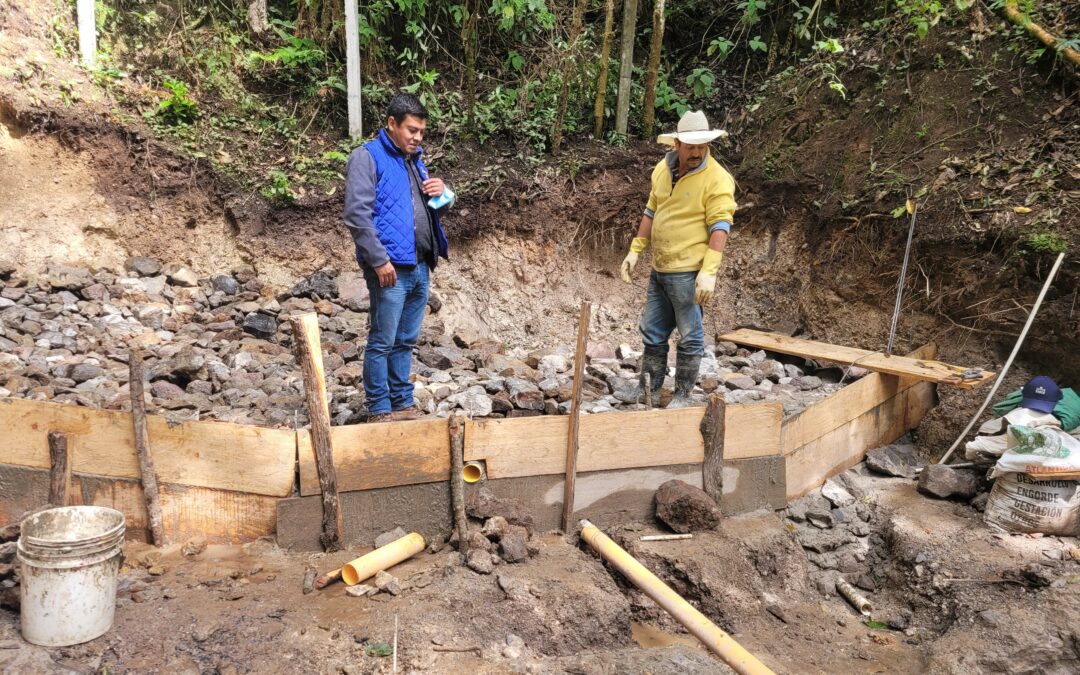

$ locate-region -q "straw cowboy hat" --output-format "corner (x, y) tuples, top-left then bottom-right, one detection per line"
(657, 110), (728, 146)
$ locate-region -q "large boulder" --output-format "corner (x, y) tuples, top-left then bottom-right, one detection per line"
(654, 479), (722, 533)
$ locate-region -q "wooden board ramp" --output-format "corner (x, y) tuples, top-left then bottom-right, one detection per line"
(720, 328), (994, 388)
(0, 397), (296, 497)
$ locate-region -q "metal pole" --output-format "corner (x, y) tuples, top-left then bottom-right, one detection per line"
(938, 251), (1066, 465)
(77, 0), (96, 68)
(344, 0), (362, 140)
(886, 199), (918, 356)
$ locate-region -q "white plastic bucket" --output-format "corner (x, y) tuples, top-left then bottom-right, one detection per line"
(18, 506), (126, 646)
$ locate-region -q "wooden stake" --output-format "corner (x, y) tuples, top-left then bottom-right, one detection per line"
(448, 414), (469, 552)
(561, 301), (592, 534)
(129, 350), (166, 546)
(290, 313), (343, 552)
(700, 393), (725, 504)
(47, 431), (70, 507)
(344, 0), (362, 139)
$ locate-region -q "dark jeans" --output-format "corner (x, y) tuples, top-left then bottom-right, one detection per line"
(363, 264), (429, 414)
(639, 270), (705, 358)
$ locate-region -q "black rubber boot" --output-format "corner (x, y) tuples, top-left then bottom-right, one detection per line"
(666, 353), (702, 409)
(636, 345), (668, 406)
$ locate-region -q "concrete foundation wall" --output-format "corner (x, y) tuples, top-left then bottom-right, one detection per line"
(276, 459), (786, 552)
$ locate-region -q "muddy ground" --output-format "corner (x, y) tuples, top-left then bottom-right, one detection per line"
(2, 467), (1078, 674)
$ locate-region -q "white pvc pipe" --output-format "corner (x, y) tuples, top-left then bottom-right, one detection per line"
(344, 0), (362, 139)
(938, 251), (1066, 465)
(77, 0), (96, 68)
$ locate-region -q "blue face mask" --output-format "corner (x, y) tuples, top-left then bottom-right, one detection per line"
(427, 186), (456, 210)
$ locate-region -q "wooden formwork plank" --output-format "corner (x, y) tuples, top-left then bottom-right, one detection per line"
(0, 463), (278, 544)
(465, 402), (783, 480)
(780, 344), (937, 455)
(720, 329), (992, 388)
(784, 380), (936, 499)
(298, 417), (451, 496)
(0, 398), (296, 497)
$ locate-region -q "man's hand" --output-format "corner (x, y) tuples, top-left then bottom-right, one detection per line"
(421, 178), (445, 197)
(694, 271), (716, 305)
(375, 262), (397, 288)
(620, 236), (650, 284)
(620, 252), (639, 284)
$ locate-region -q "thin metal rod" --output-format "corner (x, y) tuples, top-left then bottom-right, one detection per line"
(887, 199), (918, 356)
(938, 251), (1065, 465)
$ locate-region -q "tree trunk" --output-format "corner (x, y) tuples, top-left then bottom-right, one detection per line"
(296, 0), (345, 48)
(641, 0), (665, 139)
(246, 0), (269, 36)
(593, 0), (616, 139)
(552, 0), (589, 152)
(614, 0), (639, 138)
(461, 0), (480, 133)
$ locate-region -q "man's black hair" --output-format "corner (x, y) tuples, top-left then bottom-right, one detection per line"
(386, 93), (428, 125)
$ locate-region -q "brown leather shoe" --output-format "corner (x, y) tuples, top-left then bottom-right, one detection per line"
(368, 413), (393, 423)
(390, 408), (424, 421)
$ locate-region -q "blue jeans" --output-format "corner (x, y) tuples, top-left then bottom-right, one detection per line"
(639, 270), (704, 358)
(363, 264), (429, 415)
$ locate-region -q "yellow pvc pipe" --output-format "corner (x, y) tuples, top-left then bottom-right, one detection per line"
(341, 532), (425, 586)
(579, 520), (775, 675)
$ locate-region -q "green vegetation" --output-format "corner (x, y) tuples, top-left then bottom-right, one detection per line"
(1024, 233), (1068, 255)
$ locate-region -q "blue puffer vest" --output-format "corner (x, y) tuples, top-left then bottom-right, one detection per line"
(364, 129), (449, 266)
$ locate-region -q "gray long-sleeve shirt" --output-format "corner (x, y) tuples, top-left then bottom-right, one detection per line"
(344, 146), (436, 269)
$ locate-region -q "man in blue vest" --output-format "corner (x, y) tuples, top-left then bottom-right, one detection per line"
(344, 94), (451, 422)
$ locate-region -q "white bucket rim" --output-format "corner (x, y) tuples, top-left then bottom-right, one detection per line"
(20, 506), (125, 547)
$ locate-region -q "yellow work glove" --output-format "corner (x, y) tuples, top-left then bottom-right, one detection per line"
(620, 237), (649, 283)
(694, 249), (724, 305)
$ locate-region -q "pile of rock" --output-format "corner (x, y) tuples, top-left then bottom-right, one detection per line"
(0, 258), (853, 428)
(451, 488), (540, 575)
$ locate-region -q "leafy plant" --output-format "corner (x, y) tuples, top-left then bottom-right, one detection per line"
(1025, 232), (1067, 254)
(154, 79), (198, 125)
(686, 68), (716, 99)
(261, 171), (295, 205)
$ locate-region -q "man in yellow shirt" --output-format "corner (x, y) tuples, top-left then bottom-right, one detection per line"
(619, 110), (736, 408)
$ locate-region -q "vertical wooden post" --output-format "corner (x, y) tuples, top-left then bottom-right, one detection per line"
(448, 414), (469, 552)
(76, 0), (96, 68)
(290, 313), (344, 552)
(700, 393), (725, 504)
(561, 301), (592, 533)
(47, 432), (71, 507)
(129, 350), (166, 546)
(344, 0), (363, 140)
(593, 0), (616, 139)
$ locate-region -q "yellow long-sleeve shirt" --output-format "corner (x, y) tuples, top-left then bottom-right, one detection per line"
(644, 152), (737, 273)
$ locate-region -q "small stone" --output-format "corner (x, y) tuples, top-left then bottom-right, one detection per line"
(374, 570), (401, 596)
(792, 375), (823, 391)
(499, 531), (529, 563)
(465, 488), (534, 533)
(654, 479), (722, 533)
(497, 573), (530, 600)
(481, 516), (509, 540)
(223, 585), (245, 601)
(67, 363), (104, 383)
(865, 444), (921, 478)
(375, 527), (408, 549)
(150, 380), (186, 400)
(466, 549), (494, 574)
(211, 275), (241, 295)
(821, 479), (856, 507)
(165, 265), (199, 287)
(290, 271), (338, 300)
(182, 536), (207, 557)
(125, 257), (162, 276)
(345, 584), (375, 598)
(978, 609), (1004, 626)
(242, 312), (278, 340)
(917, 465), (979, 500)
